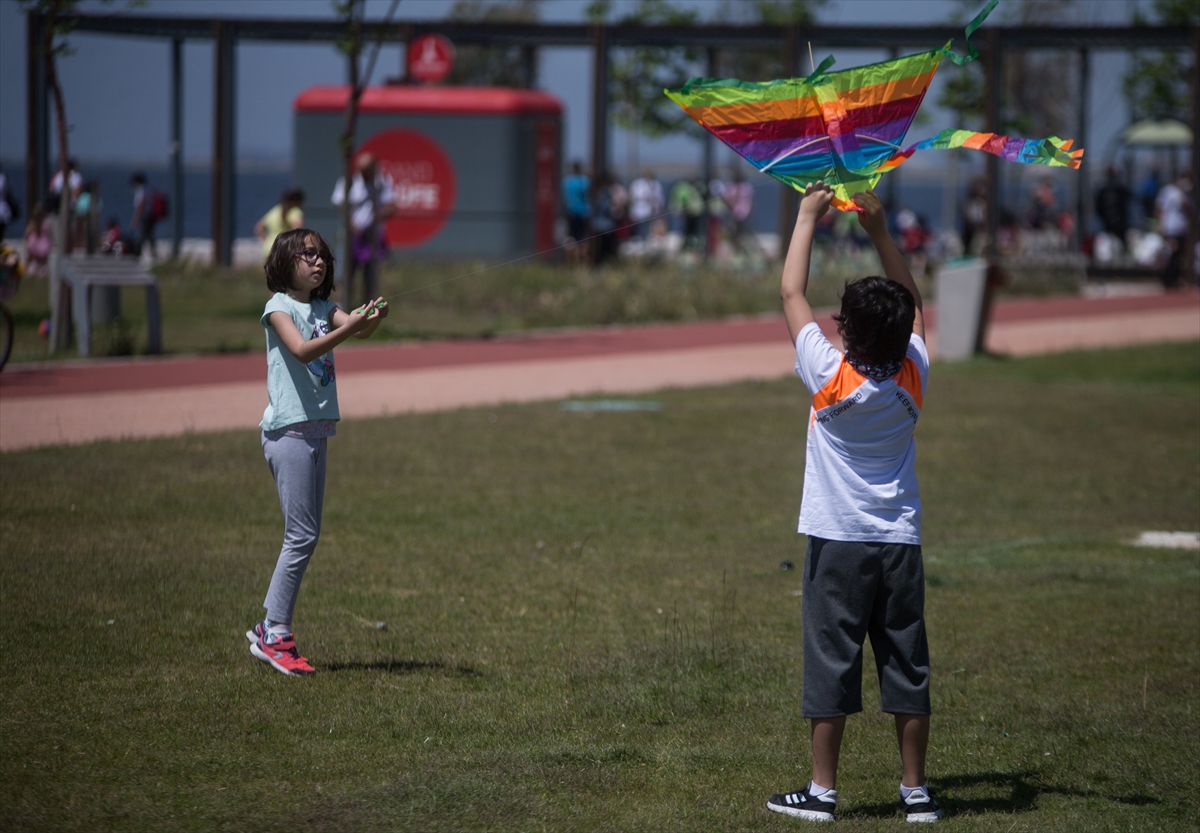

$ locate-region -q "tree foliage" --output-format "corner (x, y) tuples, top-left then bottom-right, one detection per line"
(1123, 0), (1198, 122)
(936, 0), (1080, 137)
(605, 0), (701, 138)
(445, 0), (541, 87)
(708, 0), (824, 84)
(598, 0), (823, 141)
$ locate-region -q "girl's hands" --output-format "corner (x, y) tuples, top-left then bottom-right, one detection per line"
(346, 297), (389, 339)
(366, 298), (389, 320)
(344, 304), (372, 335)
(852, 191), (887, 238)
(798, 180), (835, 224)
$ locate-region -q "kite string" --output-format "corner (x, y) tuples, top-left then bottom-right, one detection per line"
(372, 175), (786, 303)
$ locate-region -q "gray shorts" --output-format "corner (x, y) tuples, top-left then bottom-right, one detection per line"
(802, 536), (931, 718)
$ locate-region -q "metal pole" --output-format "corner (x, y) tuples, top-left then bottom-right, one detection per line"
(25, 11), (49, 217)
(212, 21), (236, 267)
(778, 24), (801, 258)
(590, 24), (609, 184)
(170, 37), (184, 260)
(1075, 47), (1088, 252)
(521, 44), (537, 89)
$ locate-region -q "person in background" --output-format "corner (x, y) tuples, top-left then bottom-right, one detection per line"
(0, 162), (17, 241)
(49, 158), (83, 250)
(130, 172), (162, 261)
(1094, 165), (1132, 250)
(24, 203), (53, 278)
(722, 168), (755, 253)
(1138, 169), (1161, 227)
(100, 216), (132, 256)
(73, 180), (102, 254)
(256, 188), (306, 261)
(591, 171), (619, 268)
(1156, 172), (1194, 288)
(629, 170), (664, 240)
(669, 178), (705, 253)
(331, 154), (395, 309)
(961, 177), (988, 256)
(48, 158), (82, 215)
(562, 160), (592, 264)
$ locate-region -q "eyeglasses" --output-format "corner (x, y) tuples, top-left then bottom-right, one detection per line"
(297, 248), (321, 263)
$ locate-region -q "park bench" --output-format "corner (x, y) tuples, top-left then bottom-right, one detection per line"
(60, 255), (162, 358)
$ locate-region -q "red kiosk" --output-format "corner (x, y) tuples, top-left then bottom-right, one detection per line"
(294, 85), (562, 258)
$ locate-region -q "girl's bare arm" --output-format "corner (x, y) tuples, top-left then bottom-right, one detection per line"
(268, 307), (371, 365)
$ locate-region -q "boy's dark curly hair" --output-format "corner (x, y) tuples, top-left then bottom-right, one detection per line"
(264, 228), (336, 301)
(831, 276), (916, 365)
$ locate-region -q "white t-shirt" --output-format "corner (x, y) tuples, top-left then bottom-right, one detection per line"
(260, 293), (341, 431)
(331, 173), (396, 234)
(793, 321), (929, 545)
(629, 177), (663, 223)
(1156, 183), (1190, 237)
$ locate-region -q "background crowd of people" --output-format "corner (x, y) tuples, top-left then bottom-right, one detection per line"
(559, 161), (766, 268)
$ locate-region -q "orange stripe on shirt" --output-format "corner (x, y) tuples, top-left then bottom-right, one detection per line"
(813, 360), (869, 412)
(895, 357), (924, 410)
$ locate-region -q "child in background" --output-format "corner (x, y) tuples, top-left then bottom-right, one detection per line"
(23, 203), (52, 278)
(255, 188), (306, 261)
(247, 228), (388, 676)
(767, 182), (940, 824)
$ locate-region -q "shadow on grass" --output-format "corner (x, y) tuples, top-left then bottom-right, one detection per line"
(322, 657), (483, 677)
(848, 771), (1160, 820)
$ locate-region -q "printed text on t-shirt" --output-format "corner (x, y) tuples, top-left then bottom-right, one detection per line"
(816, 391), (863, 423)
(894, 389), (918, 422)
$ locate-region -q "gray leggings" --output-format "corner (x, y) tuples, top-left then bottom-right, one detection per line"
(261, 431), (327, 625)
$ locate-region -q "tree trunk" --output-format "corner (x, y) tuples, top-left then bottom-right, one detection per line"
(340, 0), (363, 309)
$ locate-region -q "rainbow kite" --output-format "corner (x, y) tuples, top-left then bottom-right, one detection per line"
(664, 0), (1082, 211)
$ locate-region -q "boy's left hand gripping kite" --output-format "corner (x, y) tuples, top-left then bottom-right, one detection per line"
(664, 0), (1082, 212)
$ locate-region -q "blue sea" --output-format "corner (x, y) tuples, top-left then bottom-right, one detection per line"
(1, 162), (293, 240)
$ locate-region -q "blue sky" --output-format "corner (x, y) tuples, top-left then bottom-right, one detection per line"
(0, 0), (1151, 174)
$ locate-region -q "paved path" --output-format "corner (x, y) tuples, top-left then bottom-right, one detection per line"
(2, 290), (1196, 451)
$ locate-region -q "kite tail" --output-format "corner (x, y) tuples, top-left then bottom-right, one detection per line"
(877, 128), (1084, 176)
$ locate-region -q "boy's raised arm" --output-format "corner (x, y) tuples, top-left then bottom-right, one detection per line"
(781, 181), (835, 345)
(852, 191), (925, 340)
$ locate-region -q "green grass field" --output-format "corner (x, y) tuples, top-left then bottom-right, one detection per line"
(1, 342), (1197, 831)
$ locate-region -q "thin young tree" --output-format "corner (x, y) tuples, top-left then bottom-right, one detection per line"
(334, 0), (401, 304)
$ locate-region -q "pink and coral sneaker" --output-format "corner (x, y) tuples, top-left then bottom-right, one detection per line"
(250, 630), (316, 676)
(246, 621), (268, 644)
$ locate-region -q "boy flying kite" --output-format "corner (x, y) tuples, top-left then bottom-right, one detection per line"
(767, 181), (938, 823)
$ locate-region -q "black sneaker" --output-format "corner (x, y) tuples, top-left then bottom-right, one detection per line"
(767, 785), (837, 822)
(903, 788), (942, 823)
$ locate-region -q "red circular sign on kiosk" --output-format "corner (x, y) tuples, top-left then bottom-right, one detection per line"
(357, 128), (457, 247)
(407, 34), (455, 84)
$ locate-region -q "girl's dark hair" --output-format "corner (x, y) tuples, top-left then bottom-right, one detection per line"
(264, 228), (335, 300)
(832, 276), (916, 365)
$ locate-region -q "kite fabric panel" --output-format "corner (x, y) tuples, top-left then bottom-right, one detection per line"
(664, 0), (1083, 211)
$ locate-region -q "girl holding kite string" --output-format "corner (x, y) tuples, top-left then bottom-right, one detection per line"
(247, 228), (388, 676)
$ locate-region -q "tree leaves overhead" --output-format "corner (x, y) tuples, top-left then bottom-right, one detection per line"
(445, 0), (541, 87)
(604, 0), (823, 140)
(1123, 0), (1197, 122)
(936, 0), (1079, 137)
